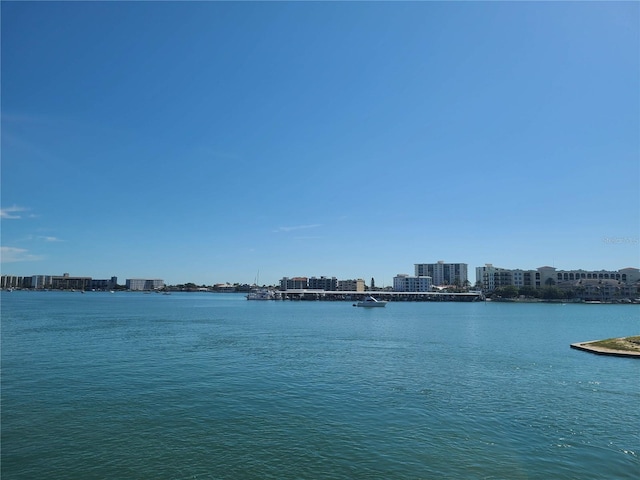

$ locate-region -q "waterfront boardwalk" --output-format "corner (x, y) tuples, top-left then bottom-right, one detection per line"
(279, 290), (484, 302)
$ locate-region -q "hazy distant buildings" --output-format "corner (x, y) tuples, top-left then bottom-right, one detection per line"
(1, 274), (118, 290)
(279, 276), (364, 291)
(31, 275), (53, 289)
(50, 273), (92, 290)
(91, 277), (118, 290)
(7, 273), (93, 290)
(415, 261), (468, 286)
(1, 275), (29, 289)
(337, 279), (366, 292)
(393, 274), (433, 292)
(125, 278), (165, 291)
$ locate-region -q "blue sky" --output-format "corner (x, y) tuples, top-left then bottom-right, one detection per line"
(2, 1), (638, 286)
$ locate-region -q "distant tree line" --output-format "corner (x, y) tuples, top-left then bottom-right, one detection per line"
(492, 285), (569, 300)
(491, 285), (638, 301)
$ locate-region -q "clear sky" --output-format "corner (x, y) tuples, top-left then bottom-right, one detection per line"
(2, 1), (638, 286)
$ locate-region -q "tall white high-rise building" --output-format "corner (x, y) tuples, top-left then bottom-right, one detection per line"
(415, 261), (468, 286)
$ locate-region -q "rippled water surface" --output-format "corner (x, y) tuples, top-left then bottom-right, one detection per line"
(2, 292), (639, 479)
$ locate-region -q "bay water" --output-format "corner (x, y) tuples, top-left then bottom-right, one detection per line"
(2, 291), (639, 479)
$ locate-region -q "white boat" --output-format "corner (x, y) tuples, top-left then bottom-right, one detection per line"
(355, 296), (387, 307)
(246, 288), (276, 300)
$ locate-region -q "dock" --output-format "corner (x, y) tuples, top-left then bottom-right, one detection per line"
(277, 290), (484, 302)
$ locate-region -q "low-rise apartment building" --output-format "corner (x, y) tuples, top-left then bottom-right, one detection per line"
(337, 279), (365, 292)
(393, 274), (433, 292)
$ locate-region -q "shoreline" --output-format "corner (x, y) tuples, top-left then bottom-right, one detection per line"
(3, 289), (640, 304)
(570, 336), (640, 358)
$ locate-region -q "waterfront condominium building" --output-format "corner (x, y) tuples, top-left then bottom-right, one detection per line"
(415, 261), (468, 286)
(51, 274), (92, 290)
(279, 277), (309, 290)
(1, 275), (29, 289)
(31, 275), (54, 289)
(3, 274), (112, 290)
(476, 264), (515, 291)
(280, 276), (362, 291)
(476, 265), (640, 292)
(393, 274), (433, 292)
(307, 276), (338, 291)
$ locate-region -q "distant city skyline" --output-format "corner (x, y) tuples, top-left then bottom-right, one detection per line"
(3, 261), (639, 289)
(2, 2), (638, 286)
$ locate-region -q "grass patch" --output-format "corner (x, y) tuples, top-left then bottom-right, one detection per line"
(589, 336), (640, 353)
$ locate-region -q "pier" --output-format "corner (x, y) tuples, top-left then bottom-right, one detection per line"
(277, 290), (484, 302)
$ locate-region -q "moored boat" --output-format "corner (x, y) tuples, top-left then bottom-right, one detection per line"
(246, 288), (276, 300)
(355, 296), (387, 307)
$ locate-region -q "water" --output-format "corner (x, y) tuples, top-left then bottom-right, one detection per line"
(2, 291), (639, 479)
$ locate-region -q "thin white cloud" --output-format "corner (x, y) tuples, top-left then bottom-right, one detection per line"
(0, 206), (28, 219)
(0, 246), (43, 263)
(274, 224), (322, 233)
(21, 233), (60, 242)
(40, 236), (64, 242)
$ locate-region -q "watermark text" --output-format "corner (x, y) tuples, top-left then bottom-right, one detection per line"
(602, 236), (639, 245)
